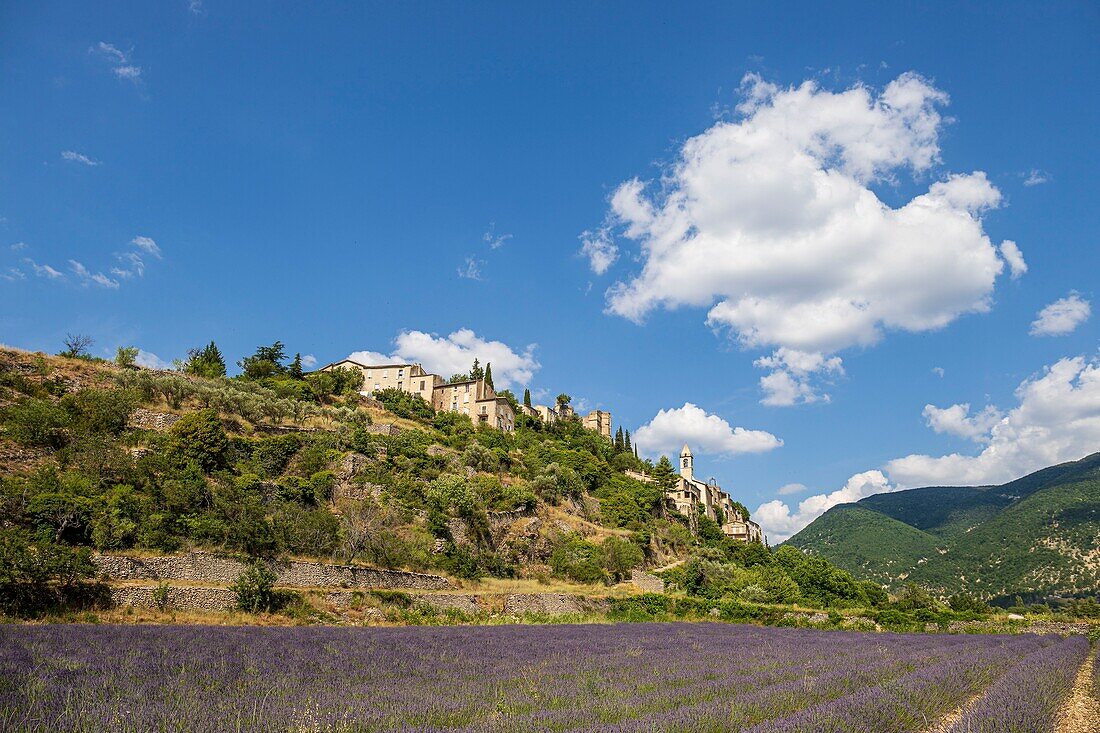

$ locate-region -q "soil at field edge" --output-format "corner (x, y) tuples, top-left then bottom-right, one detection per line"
(1055, 646), (1099, 733)
(923, 688), (988, 733)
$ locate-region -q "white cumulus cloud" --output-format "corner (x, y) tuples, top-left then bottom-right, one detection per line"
(348, 328), (540, 390)
(922, 403), (1003, 443)
(756, 470), (891, 541)
(754, 348), (844, 406)
(632, 402), (782, 458)
(757, 353), (1100, 541)
(591, 72), (1020, 404)
(135, 349), (173, 370)
(1030, 293), (1091, 337)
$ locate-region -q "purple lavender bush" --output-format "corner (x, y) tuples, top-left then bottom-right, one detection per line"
(947, 635), (1088, 733)
(0, 623), (1066, 733)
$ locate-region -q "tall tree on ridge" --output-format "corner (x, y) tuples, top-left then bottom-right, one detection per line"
(624, 429), (632, 453)
(484, 362), (494, 390)
(470, 358), (484, 381)
(523, 388), (532, 407)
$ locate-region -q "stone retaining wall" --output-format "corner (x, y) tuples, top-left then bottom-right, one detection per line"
(630, 570), (665, 593)
(502, 593), (609, 616)
(110, 584), (236, 612)
(127, 408), (182, 432)
(94, 552), (452, 590)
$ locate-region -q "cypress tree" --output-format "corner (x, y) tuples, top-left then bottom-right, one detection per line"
(484, 362), (494, 389)
(523, 388), (532, 407)
(624, 429), (632, 452)
(289, 353), (304, 380)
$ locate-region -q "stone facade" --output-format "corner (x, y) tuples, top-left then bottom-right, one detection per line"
(581, 410), (612, 440)
(93, 552), (453, 590)
(110, 584), (237, 611)
(667, 444), (763, 543)
(501, 593), (610, 616)
(318, 359), (515, 432)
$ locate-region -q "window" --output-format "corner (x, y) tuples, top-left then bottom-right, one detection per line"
(383, 370), (388, 378)
(398, 368), (404, 377)
(420, 380), (425, 390)
(397, 382), (403, 390)
(465, 384), (470, 393)
(683, 458), (689, 468)
(373, 383), (380, 391)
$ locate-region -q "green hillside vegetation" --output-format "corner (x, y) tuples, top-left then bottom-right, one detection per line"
(786, 504), (942, 586)
(0, 343), (885, 622)
(789, 453), (1100, 604)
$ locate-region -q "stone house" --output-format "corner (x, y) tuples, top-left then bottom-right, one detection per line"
(317, 358), (514, 432)
(581, 409), (612, 440)
(667, 444), (763, 543)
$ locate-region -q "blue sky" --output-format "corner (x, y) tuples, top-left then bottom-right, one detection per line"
(2, 2), (1098, 539)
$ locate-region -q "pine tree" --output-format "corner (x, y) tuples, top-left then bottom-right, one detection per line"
(652, 455), (677, 492)
(470, 358), (484, 381)
(484, 363), (494, 390)
(523, 388), (532, 407)
(289, 353), (304, 380)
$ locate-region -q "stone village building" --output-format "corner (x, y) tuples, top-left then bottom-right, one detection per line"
(318, 358), (612, 438)
(630, 444), (763, 543)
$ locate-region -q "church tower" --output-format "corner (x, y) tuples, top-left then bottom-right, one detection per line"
(679, 443), (694, 482)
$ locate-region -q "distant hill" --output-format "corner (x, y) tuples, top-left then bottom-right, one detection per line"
(787, 453), (1100, 603)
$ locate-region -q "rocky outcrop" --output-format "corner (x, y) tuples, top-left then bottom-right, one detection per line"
(331, 453), (383, 502)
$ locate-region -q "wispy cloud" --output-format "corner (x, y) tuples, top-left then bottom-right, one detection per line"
(483, 223), (512, 250)
(188, 0), (204, 14)
(92, 41), (142, 83)
(1022, 169), (1050, 186)
(457, 257), (484, 280)
(1, 268), (25, 282)
(61, 150), (100, 166)
(69, 260), (119, 289)
(130, 235), (161, 258)
(23, 258), (65, 280)
(10, 242), (27, 252)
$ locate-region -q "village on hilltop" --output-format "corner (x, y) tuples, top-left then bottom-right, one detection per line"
(320, 355), (763, 543)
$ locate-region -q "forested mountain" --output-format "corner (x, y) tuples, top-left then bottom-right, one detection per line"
(787, 453), (1100, 603)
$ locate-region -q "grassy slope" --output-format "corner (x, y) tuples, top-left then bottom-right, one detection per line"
(790, 453), (1100, 598)
(786, 504), (942, 586)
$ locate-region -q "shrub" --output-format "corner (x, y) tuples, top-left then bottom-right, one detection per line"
(0, 529), (101, 617)
(232, 560), (279, 613)
(62, 388), (135, 435)
(599, 536), (644, 582)
(549, 534), (605, 584)
(115, 346), (139, 368)
(3, 398), (70, 448)
(374, 388), (435, 421)
(166, 409), (229, 472)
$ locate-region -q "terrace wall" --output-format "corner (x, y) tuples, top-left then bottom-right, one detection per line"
(93, 552), (452, 590)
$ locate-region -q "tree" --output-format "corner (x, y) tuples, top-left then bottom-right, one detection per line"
(523, 388), (532, 407)
(238, 341), (287, 380)
(484, 363), (494, 389)
(470, 358), (484, 381)
(624, 429), (632, 452)
(556, 393), (571, 410)
(183, 342), (227, 379)
(289, 353), (304, 380)
(115, 346), (139, 368)
(60, 334), (93, 359)
(614, 426), (624, 452)
(651, 456), (678, 492)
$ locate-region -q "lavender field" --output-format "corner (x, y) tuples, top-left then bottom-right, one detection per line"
(0, 623), (1087, 732)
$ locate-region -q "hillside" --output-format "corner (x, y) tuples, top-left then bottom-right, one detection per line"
(1, 343), (892, 622)
(789, 453), (1100, 602)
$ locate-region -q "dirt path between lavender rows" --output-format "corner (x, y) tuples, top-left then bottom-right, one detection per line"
(922, 688), (988, 733)
(1055, 646), (1099, 733)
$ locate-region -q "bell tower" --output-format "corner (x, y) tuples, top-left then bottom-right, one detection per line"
(679, 443), (693, 481)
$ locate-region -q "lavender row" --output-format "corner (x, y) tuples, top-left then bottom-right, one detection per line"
(947, 635), (1089, 733)
(0, 623), (1057, 732)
